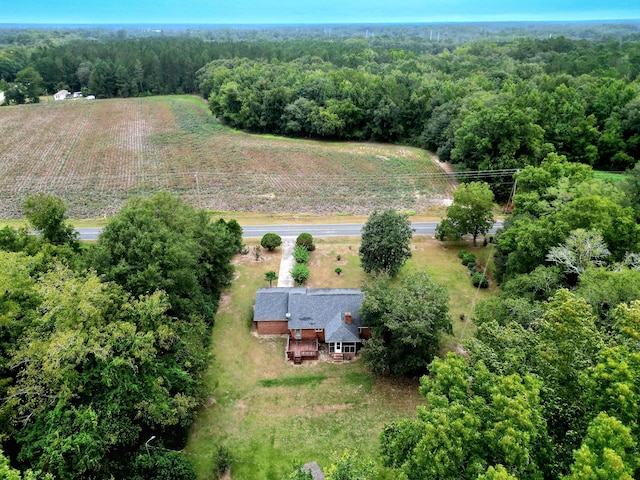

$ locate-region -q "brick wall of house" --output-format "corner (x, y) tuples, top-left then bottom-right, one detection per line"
(256, 320), (289, 335)
(289, 328), (320, 340)
(360, 327), (372, 340)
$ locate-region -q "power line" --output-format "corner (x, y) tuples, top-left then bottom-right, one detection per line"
(2, 168), (519, 186)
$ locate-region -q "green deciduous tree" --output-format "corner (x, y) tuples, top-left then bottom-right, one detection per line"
(282, 463), (313, 480)
(477, 465), (519, 480)
(359, 210), (413, 277)
(4, 83), (26, 105)
(90, 192), (236, 320)
(361, 272), (451, 376)
(129, 449), (197, 480)
(536, 290), (605, 462)
(515, 152), (593, 197)
(23, 193), (78, 248)
(381, 353), (550, 480)
(575, 268), (640, 325)
(1, 261), (208, 478)
(15, 67), (43, 101)
(326, 450), (375, 480)
(0, 447), (21, 480)
(450, 101), (544, 171)
(436, 182), (495, 247)
(564, 413), (636, 480)
(296, 232), (315, 251)
(261, 233), (282, 251)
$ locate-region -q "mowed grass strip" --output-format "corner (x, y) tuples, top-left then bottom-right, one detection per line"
(186, 235), (497, 480)
(0, 96), (455, 218)
(259, 375), (328, 388)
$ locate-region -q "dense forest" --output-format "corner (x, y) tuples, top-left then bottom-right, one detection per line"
(371, 157), (640, 479)
(2, 24), (640, 192)
(0, 192), (242, 479)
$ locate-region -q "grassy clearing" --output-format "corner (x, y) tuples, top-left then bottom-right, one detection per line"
(407, 237), (498, 343)
(259, 375), (328, 388)
(594, 170), (627, 183)
(186, 234), (497, 479)
(0, 96), (455, 219)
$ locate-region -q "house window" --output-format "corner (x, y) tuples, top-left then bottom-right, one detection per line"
(329, 343), (335, 353)
(315, 328), (323, 332)
(294, 329), (301, 339)
(343, 343), (356, 353)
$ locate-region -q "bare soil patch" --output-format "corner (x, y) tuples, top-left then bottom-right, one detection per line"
(0, 96), (456, 218)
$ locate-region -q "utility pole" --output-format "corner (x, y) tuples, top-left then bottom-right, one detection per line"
(194, 172), (201, 209)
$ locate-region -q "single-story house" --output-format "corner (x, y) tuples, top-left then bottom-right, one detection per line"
(253, 287), (370, 363)
(54, 89), (69, 101)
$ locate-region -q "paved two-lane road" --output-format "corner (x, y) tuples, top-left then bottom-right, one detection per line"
(76, 221), (503, 241)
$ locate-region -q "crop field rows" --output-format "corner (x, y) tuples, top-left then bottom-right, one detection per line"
(0, 96), (456, 217)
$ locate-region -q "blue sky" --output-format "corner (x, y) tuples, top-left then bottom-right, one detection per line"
(5, 0), (640, 24)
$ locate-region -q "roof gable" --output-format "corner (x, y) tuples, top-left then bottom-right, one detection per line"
(325, 312), (361, 342)
(254, 288), (293, 321)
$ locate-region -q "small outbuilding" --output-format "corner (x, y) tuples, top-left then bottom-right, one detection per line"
(54, 89), (69, 101)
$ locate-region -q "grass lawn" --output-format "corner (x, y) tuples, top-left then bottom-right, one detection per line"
(594, 170), (627, 183)
(186, 234), (497, 479)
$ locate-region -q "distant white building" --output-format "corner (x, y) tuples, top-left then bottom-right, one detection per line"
(86, 95), (95, 100)
(54, 90), (69, 101)
(0, 91), (4, 104)
(72, 91), (83, 98)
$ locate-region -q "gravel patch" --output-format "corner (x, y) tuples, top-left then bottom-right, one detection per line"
(277, 237), (297, 287)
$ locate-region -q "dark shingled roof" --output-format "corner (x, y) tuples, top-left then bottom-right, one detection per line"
(253, 288), (366, 343)
(325, 312), (361, 343)
(253, 287), (304, 321)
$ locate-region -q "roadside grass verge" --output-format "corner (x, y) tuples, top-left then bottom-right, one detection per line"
(1, 208), (446, 231)
(186, 234), (497, 479)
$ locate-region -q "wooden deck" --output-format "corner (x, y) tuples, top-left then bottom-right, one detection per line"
(287, 338), (319, 364)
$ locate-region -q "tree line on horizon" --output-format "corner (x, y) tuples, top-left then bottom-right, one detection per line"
(1, 31), (640, 191)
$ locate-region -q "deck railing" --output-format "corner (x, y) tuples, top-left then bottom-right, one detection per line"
(286, 337), (319, 361)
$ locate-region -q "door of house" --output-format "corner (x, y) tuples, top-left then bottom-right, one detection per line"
(334, 342), (342, 353)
